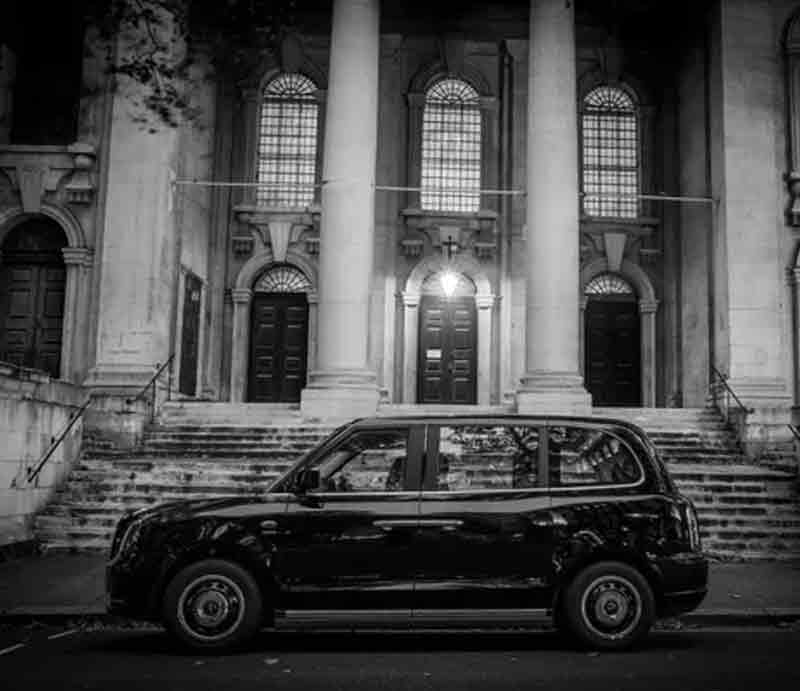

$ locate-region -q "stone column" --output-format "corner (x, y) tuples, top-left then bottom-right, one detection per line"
(476, 296), (494, 406)
(300, 0), (381, 419)
(639, 300), (658, 407)
(516, 0), (591, 415)
(230, 288), (253, 403)
(402, 294), (420, 403)
(84, 9), (184, 396)
(61, 247), (93, 384)
(708, 0), (791, 427)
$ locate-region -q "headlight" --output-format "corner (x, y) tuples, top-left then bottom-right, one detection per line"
(109, 519), (143, 564)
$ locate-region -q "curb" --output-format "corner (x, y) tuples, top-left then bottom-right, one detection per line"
(1, 608), (799, 629)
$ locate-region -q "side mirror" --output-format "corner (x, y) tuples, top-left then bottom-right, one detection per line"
(295, 468), (320, 493)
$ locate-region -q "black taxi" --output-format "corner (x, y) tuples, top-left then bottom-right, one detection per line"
(106, 415), (708, 651)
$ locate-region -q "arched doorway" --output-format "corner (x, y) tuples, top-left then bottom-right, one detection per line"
(584, 273), (641, 406)
(248, 264), (311, 403)
(417, 271), (478, 404)
(0, 218), (67, 378)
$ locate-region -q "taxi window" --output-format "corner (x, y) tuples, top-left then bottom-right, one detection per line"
(310, 429), (409, 492)
(435, 424), (540, 491)
(548, 426), (642, 486)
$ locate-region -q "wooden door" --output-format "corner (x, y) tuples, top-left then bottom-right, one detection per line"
(249, 293), (309, 402)
(0, 263), (65, 378)
(418, 296), (477, 404)
(178, 273), (202, 396)
(584, 300), (640, 406)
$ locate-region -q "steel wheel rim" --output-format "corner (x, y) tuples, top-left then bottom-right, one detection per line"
(176, 574), (246, 642)
(580, 574), (642, 641)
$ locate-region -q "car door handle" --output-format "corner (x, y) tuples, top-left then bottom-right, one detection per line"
(373, 520), (419, 530)
(418, 519), (464, 530)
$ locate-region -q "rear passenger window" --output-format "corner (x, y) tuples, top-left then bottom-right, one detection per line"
(548, 426), (641, 486)
(436, 425), (540, 490)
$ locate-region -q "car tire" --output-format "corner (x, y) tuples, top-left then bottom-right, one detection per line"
(162, 559), (263, 652)
(562, 561), (655, 651)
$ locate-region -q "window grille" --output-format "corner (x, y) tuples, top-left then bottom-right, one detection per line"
(584, 273), (634, 296)
(254, 264), (312, 293)
(257, 73), (318, 208)
(421, 78), (482, 213)
(581, 86), (639, 218)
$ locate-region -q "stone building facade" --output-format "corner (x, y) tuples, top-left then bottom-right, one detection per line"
(2, 0), (800, 440)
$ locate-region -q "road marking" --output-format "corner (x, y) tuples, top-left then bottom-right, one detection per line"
(48, 629), (78, 640)
(0, 643), (25, 656)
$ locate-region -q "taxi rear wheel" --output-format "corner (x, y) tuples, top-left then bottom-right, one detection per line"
(563, 561), (655, 651)
(162, 559), (263, 652)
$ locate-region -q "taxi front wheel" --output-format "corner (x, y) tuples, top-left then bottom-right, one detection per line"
(162, 559), (263, 652)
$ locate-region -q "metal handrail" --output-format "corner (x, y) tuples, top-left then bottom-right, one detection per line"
(709, 364), (754, 417)
(26, 397), (92, 485)
(125, 353), (176, 420)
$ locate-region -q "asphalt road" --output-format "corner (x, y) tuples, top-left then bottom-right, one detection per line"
(1, 624), (799, 690)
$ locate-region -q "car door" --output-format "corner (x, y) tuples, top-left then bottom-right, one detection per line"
(413, 420), (559, 616)
(274, 423), (423, 613)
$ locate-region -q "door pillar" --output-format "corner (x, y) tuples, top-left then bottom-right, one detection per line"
(300, 0), (381, 419)
(516, 0), (591, 415)
(230, 288), (253, 403)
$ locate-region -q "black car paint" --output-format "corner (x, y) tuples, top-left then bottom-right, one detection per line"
(107, 415), (708, 623)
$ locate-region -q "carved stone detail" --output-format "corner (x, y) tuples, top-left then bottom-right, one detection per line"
(786, 171), (800, 227)
(234, 203), (321, 258)
(399, 207), (498, 262)
(0, 142), (97, 209)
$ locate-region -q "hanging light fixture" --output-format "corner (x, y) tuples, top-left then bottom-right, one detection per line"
(440, 234), (459, 298)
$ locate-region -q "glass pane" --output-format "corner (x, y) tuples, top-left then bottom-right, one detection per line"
(581, 86), (639, 218)
(257, 73), (318, 207)
(254, 264), (312, 293)
(421, 78), (482, 213)
(436, 425), (540, 491)
(313, 430), (409, 493)
(548, 426), (642, 486)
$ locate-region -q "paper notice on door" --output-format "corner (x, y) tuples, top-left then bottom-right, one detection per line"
(426, 349), (442, 359)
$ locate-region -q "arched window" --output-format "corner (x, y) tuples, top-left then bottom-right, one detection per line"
(257, 73), (319, 208)
(584, 272), (635, 297)
(581, 86), (639, 218)
(421, 78), (482, 213)
(254, 264), (312, 293)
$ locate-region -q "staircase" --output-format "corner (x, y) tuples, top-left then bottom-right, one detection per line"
(595, 407), (800, 560)
(34, 406), (800, 559)
(33, 422), (335, 552)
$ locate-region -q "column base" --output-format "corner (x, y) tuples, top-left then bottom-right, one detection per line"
(300, 369), (380, 420)
(83, 363), (160, 396)
(516, 371), (592, 416)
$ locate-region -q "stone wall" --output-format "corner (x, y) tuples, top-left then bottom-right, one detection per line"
(0, 365), (85, 547)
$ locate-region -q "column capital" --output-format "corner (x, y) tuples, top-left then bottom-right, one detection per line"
(476, 295), (495, 310)
(402, 292), (420, 308)
(62, 247), (93, 267)
(231, 288), (253, 305)
(639, 299), (659, 314)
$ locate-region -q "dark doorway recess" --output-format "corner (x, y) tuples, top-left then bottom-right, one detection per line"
(249, 293), (309, 403)
(418, 295), (477, 404)
(0, 218), (67, 378)
(178, 272), (202, 396)
(584, 298), (641, 407)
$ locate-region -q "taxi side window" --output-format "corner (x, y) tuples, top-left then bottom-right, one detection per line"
(312, 429), (409, 492)
(548, 426), (641, 486)
(436, 425), (540, 491)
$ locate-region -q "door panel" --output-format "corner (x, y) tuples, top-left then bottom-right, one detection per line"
(585, 300), (640, 406)
(274, 425), (424, 610)
(418, 297), (477, 404)
(415, 423), (556, 610)
(0, 262), (64, 378)
(249, 293), (308, 402)
(179, 272), (202, 396)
